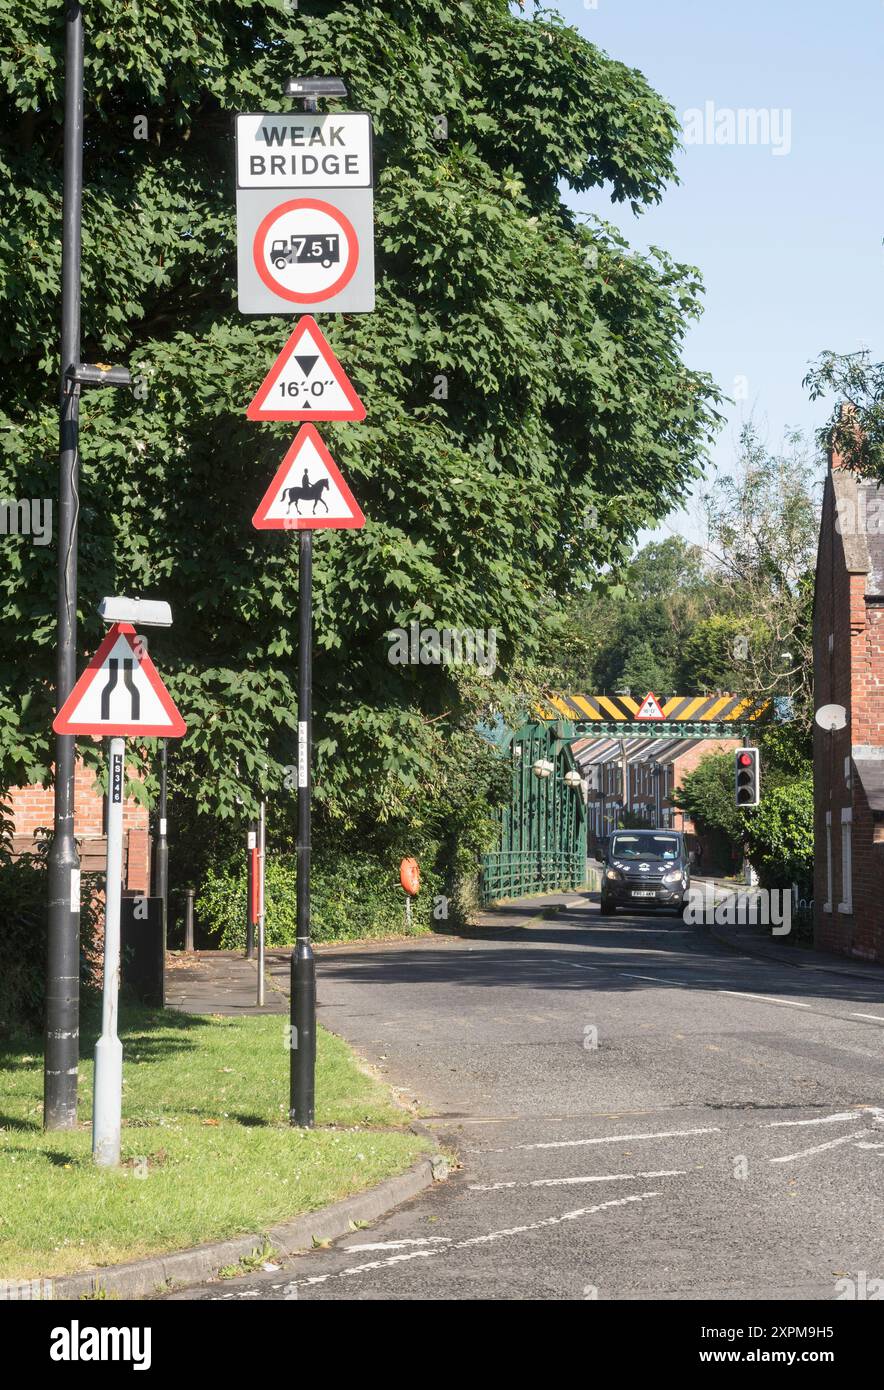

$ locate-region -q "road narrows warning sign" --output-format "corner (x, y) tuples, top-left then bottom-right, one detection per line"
(636, 692), (665, 720)
(247, 316), (366, 422)
(53, 623), (186, 738)
(252, 424), (365, 531)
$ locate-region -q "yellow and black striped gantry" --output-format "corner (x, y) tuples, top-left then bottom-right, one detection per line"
(536, 693), (765, 724)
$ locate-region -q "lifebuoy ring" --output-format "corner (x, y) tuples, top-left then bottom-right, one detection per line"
(400, 857), (421, 896)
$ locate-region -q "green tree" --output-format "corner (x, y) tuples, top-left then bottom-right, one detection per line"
(805, 351), (884, 479)
(671, 751), (741, 845)
(743, 774), (813, 894)
(677, 614), (764, 694)
(553, 536), (709, 693)
(0, 1), (720, 873)
(695, 424), (819, 724)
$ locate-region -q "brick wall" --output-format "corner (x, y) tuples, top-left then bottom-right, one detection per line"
(8, 760), (151, 894)
(813, 465), (884, 963)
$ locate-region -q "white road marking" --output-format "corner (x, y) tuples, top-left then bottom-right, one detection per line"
(280, 1192), (663, 1292)
(617, 972), (689, 985)
(468, 1169), (686, 1191)
(717, 990), (810, 1010)
(769, 1130), (868, 1163)
(850, 1013), (884, 1023)
(343, 1236), (452, 1252)
(481, 1126), (720, 1154)
(766, 1112), (869, 1129)
(854, 1142), (884, 1150)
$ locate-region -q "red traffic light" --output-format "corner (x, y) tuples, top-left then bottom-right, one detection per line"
(738, 752), (753, 767)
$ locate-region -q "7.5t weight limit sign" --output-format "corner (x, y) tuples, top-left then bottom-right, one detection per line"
(236, 112), (374, 315)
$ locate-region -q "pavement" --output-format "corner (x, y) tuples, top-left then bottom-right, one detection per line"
(165, 949), (287, 1015)
(165, 890), (884, 1302)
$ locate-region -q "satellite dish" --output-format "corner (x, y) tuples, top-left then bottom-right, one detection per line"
(815, 703), (847, 731)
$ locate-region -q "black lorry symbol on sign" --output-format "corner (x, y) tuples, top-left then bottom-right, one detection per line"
(271, 234), (340, 271)
(100, 658), (140, 722)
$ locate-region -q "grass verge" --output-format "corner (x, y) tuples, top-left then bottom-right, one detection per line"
(0, 1005), (429, 1280)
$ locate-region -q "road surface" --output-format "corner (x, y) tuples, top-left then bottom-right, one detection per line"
(170, 895), (884, 1302)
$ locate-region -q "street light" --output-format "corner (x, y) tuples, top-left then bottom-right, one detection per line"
(45, 2), (135, 1132)
(285, 77), (348, 100)
(66, 363), (132, 390)
(563, 769), (582, 789)
(97, 597), (172, 628)
(532, 758), (555, 779)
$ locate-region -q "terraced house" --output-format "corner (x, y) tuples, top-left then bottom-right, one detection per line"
(813, 441), (884, 963)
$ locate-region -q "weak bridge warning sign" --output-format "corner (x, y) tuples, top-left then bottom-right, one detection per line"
(236, 111), (375, 315)
(236, 114), (373, 189)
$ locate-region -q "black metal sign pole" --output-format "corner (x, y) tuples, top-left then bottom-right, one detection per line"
(291, 529), (316, 1125)
(289, 85), (320, 1129)
(45, 0), (84, 1130)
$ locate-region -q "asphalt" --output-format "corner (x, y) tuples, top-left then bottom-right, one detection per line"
(166, 892), (884, 1302)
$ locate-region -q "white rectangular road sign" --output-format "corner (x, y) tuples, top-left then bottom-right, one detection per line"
(236, 113), (373, 189)
(237, 186), (375, 315)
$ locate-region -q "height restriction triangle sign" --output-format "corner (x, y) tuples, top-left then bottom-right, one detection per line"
(252, 424), (365, 531)
(247, 315), (366, 423)
(53, 623), (186, 739)
(636, 691), (665, 720)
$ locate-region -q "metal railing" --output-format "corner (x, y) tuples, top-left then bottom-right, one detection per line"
(479, 849), (587, 905)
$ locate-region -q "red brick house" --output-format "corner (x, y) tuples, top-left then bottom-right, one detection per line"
(813, 441), (884, 963)
(8, 760), (150, 893)
(575, 730), (741, 853)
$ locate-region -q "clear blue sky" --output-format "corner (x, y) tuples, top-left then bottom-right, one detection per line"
(536, 0), (884, 543)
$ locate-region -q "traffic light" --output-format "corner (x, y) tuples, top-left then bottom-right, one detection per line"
(735, 747), (760, 808)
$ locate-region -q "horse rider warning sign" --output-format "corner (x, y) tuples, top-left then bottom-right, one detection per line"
(252, 424), (366, 531)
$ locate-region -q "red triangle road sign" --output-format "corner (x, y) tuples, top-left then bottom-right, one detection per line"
(252, 424), (365, 531)
(53, 623), (186, 739)
(636, 691), (665, 720)
(247, 316), (366, 423)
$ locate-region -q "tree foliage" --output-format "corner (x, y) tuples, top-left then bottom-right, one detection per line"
(805, 350), (884, 480)
(742, 774), (813, 893)
(549, 427), (819, 733)
(671, 751), (741, 845)
(0, 1), (720, 870)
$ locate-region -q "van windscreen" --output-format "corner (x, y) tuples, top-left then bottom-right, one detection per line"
(611, 835), (680, 860)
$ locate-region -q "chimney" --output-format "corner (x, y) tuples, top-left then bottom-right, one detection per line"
(829, 401), (858, 472)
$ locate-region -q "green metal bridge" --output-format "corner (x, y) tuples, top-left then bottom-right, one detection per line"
(480, 720), (588, 904)
(479, 692), (766, 906)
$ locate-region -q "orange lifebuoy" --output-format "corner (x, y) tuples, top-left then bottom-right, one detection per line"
(400, 857), (421, 896)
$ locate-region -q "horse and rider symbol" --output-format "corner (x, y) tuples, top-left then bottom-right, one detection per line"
(281, 466), (330, 516)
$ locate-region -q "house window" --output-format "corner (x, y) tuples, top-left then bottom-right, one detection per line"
(824, 812), (832, 914)
(838, 808), (853, 915)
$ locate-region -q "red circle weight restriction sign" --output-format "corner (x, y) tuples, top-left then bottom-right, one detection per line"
(253, 198), (359, 305)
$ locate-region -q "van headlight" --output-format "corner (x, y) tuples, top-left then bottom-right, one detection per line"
(605, 868), (623, 881)
(662, 868), (683, 885)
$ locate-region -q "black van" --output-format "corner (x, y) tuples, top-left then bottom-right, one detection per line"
(599, 829), (690, 916)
